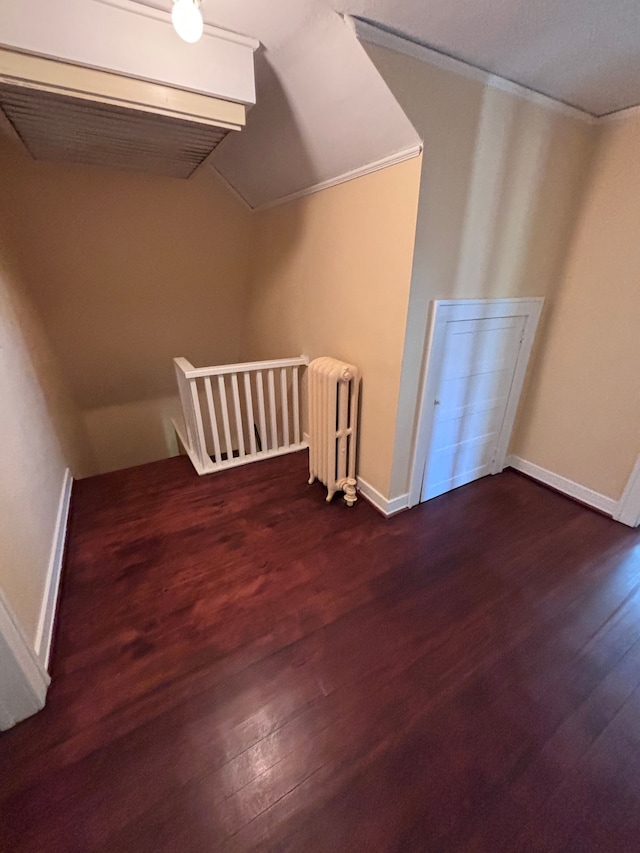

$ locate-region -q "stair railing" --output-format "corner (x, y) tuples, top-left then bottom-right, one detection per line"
(173, 355), (309, 475)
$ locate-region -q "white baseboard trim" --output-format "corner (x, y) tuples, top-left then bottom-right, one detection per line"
(507, 456), (617, 516)
(0, 587), (50, 730)
(357, 477), (409, 518)
(613, 454), (640, 527)
(34, 468), (73, 670)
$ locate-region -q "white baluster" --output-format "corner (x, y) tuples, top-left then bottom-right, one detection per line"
(280, 368), (290, 447)
(267, 369), (278, 450)
(292, 366), (300, 447)
(217, 375), (233, 461)
(189, 378), (208, 470)
(231, 372), (245, 458)
(256, 370), (268, 453)
(204, 376), (222, 465)
(177, 371), (195, 452)
(244, 373), (257, 457)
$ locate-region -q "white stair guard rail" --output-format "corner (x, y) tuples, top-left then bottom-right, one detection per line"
(173, 355), (309, 475)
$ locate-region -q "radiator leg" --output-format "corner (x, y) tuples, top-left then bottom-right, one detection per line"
(338, 477), (357, 507)
(308, 475), (316, 485)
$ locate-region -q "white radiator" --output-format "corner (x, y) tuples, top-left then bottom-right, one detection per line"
(307, 357), (361, 506)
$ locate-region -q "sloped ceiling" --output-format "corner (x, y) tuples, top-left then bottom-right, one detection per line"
(182, 0), (423, 208)
(119, 0), (640, 207)
(0, 0), (421, 209)
(341, 0), (640, 117)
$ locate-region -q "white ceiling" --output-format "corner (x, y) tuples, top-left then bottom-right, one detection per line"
(3, 0), (639, 207)
(160, 0), (640, 205)
(341, 0), (640, 116)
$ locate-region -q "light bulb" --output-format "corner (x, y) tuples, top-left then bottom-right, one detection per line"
(171, 0), (204, 44)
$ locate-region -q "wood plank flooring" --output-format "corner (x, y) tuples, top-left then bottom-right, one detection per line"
(1, 451), (640, 852)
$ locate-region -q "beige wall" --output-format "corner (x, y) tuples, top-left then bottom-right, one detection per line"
(514, 113), (640, 499)
(82, 395), (183, 475)
(243, 156), (422, 498)
(0, 222), (88, 642)
(363, 44), (597, 498)
(0, 137), (253, 474)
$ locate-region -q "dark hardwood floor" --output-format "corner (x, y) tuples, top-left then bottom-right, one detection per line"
(2, 451), (640, 852)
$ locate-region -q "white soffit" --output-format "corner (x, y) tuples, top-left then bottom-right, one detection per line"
(0, 0), (258, 106)
(0, 85), (231, 178)
(0, 48), (245, 177)
(340, 0), (640, 117)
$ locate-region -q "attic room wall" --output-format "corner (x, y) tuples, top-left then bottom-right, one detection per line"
(0, 216), (89, 643)
(0, 137), (253, 475)
(242, 155), (422, 499)
(362, 43), (597, 500)
(513, 112), (640, 500)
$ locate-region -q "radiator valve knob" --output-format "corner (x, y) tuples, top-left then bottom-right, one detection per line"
(338, 477), (357, 507)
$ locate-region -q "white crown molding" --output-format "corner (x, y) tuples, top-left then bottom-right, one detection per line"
(347, 16), (599, 126)
(93, 0), (260, 50)
(254, 144), (423, 212)
(508, 455), (618, 516)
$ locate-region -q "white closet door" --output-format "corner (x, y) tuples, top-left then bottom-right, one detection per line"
(421, 314), (527, 501)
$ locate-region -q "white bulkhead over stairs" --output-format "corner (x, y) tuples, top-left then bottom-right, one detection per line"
(0, 49), (249, 178)
(0, 0), (258, 178)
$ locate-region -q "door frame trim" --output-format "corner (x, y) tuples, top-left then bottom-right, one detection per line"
(408, 297), (544, 508)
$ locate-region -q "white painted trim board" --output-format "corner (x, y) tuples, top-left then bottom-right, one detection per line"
(253, 144), (423, 211)
(210, 144), (422, 212)
(357, 477), (408, 518)
(508, 455), (618, 516)
(35, 468), (73, 670)
(94, 0), (260, 50)
(613, 454), (640, 527)
(0, 588), (50, 730)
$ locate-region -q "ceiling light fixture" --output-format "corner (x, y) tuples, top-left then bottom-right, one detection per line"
(171, 0), (204, 44)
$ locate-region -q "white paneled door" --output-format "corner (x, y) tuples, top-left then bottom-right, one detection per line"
(421, 314), (526, 500)
(410, 299), (543, 507)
